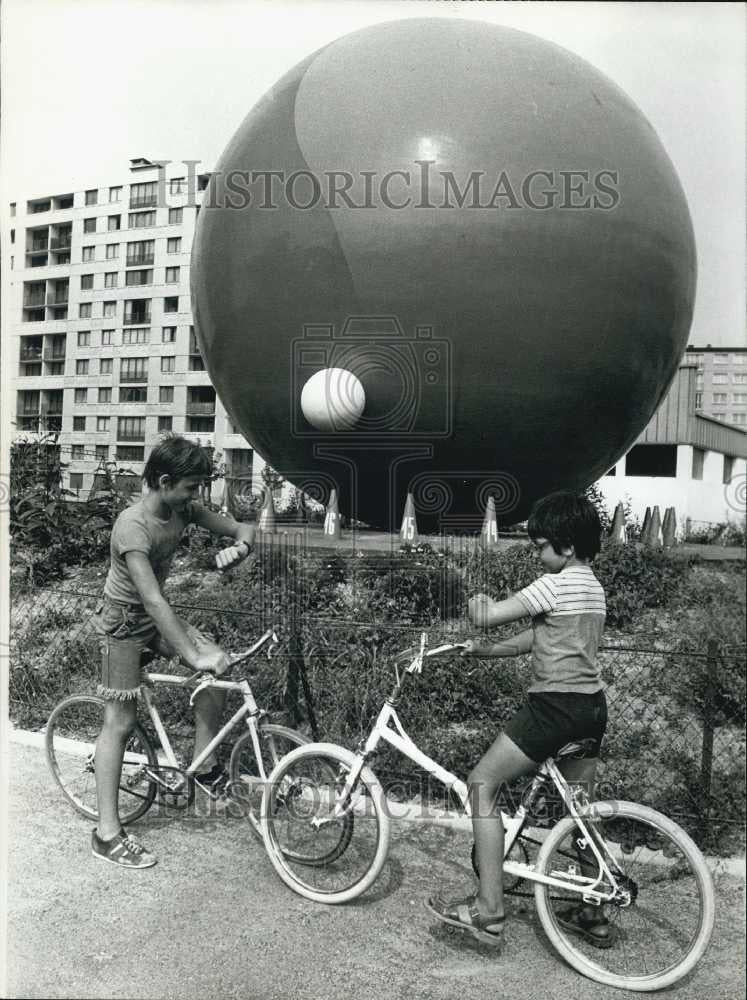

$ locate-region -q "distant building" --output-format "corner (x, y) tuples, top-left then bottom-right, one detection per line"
(7, 158), (272, 503)
(598, 365), (747, 526)
(685, 345), (747, 426)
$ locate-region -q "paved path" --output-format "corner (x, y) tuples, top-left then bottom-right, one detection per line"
(4, 741), (745, 1000)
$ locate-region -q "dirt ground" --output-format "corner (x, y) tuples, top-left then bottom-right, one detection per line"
(3, 739), (746, 1000)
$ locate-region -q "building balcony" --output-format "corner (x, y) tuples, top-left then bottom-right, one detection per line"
(129, 195), (157, 209)
(123, 315), (151, 327)
(46, 292), (69, 305)
(185, 402), (216, 415)
(20, 349), (43, 362)
(28, 242), (49, 253)
(117, 432), (146, 442)
(16, 405), (40, 417)
(126, 253), (154, 267)
(50, 236), (72, 250)
(23, 296), (46, 309)
(42, 349), (66, 361)
(119, 373), (149, 383)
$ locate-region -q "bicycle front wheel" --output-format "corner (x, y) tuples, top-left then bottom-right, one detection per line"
(262, 743), (391, 904)
(228, 723), (309, 828)
(534, 800), (715, 992)
(45, 695), (158, 825)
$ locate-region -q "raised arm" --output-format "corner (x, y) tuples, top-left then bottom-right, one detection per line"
(190, 505), (256, 569)
(468, 593), (528, 628)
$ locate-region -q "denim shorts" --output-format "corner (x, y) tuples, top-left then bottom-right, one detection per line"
(91, 597), (216, 701)
(504, 690), (607, 764)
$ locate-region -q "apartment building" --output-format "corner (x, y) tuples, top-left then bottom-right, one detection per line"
(685, 345), (747, 426)
(8, 158), (258, 499)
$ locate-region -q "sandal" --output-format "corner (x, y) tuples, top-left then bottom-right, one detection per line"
(425, 893), (505, 946)
(556, 904), (612, 949)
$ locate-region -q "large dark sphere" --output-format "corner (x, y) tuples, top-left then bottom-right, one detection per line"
(191, 18), (695, 530)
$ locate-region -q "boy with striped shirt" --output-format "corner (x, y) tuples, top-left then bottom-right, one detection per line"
(427, 492), (609, 948)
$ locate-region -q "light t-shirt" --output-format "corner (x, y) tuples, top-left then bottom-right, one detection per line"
(515, 564), (606, 695)
(104, 501), (193, 605)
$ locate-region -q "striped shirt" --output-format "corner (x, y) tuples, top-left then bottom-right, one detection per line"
(516, 565), (606, 694)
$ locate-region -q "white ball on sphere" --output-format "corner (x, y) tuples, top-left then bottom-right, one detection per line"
(300, 367), (366, 432)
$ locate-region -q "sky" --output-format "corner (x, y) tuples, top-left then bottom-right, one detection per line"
(0, 0), (745, 347)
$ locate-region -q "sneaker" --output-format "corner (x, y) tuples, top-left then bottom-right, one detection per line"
(91, 828), (157, 869)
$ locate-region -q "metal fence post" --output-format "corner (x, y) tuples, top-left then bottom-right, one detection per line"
(699, 639), (718, 844)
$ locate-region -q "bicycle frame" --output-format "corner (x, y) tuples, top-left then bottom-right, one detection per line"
(335, 697), (625, 906)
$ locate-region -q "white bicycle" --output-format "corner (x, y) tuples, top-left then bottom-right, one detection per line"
(261, 633), (715, 992)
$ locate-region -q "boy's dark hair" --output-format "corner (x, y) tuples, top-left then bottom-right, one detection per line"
(143, 435), (213, 489)
(527, 491), (602, 560)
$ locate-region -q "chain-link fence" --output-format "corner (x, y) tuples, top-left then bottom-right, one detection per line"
(9, 585), (746, 854)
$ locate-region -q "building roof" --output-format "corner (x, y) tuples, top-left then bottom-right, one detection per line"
(685, 345), (747, 353)
(637, 366), (747, 457)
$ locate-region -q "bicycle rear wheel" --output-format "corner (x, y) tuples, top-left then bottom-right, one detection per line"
(228, 723), (309, 828)
(262, 743), (390, 904)
(534, 800), (715, 992)
(45, 695), (158, 825)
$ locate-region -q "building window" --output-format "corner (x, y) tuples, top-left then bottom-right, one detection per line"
(98, 387), (112, 403)
(129, 211), (156, 228)
(117, 416), (146, 441)
(723, 455), (735, 484)
(695, 373), (704, 387)
(108, 215), (121, 231)
(47, 361), (64, 376)
(71, 443), (85, 460)
(95, 445), (109, 460)
(106, 243), (119, 259)
(102, 301), (115, 319)
(104, 272), (118, 288)
(100, 358), (113, 374)
(79, 303), (92, 319)
(159, 386), (174, 403)
(713, 392), (728, 404)
(161, 356), (176, 373)
(732, 413), (747, 426)
(125, 269), (153, 287)
(158, 416), (173, 432)
(85, 189), (98, 206)
(733, 354), (745, 365)
(187, 417), (215, 433)
(168, 207), (183, 224)
(74, 388), (88, 404)
(189, 355), (205, 372)
(81, 274), (94, 290)
(733, 393), (747, 404)
(713, 354), (729, 365)
(77, 331), (90, 347)
(97, 416), (110, 431)
(101, 330), (114, 346)
(73, 416), (86, 431)
(130, 181), (157, 208)
(733, 374), (747, 385)
(126, 239), (155, 266)
(120, 357), (148, 381)
(165, 266), (180, 284)
(692, 448), (705, 481)
(76, 359), (89, 375)
(712, 374), (728, 385)
(117, 445), (145, 462)
(69, 473), (84, 491)
(169, 177), (186, 195)
(119, 387), (147, 404)
(124, 298), (151, 325)
(164, 296), (179, 313)
(625, 444), (677, 478)
(695, 392), (703, 410)
(109, 186), (122, 203)
(82, 246), (95, 262)
(122, 328), (149, 345)
(83, 217), (97, 233)
(167, 237), (181, 254)
(162, 326), (176, 343)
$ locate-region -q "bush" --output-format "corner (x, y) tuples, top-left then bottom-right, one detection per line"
(593, 541), (694, 628)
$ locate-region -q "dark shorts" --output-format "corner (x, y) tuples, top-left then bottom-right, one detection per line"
(504, 690), (607, 764)
(91, 598), (216, 701)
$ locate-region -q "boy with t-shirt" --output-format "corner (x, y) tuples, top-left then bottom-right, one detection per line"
(427, 492), (609, 948)
(90, 436), (255, 868)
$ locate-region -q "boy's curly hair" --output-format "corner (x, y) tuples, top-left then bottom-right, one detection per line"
(527, 491), (602, 560)
(143, 435), (213, 489)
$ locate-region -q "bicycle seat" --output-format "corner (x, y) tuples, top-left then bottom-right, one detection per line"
(555, 738), (597, 760)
